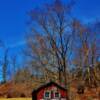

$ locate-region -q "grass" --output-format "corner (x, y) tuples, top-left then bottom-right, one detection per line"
(0, 98), (31, 100)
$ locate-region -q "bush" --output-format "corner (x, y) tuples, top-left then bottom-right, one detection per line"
(7, 91), (21, 98)
(7, 93), (12, 98)
(77, 84), (85, 94)
(20, 93), (26, 97)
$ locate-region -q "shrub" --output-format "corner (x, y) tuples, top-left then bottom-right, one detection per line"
(20, 93), (26, 97)
(77, 84), (85, 94)
(7, 93), (12, 98)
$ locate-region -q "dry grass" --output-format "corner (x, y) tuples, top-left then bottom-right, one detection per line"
(0, 81), (100, 100)
(0, 98), (31, 100)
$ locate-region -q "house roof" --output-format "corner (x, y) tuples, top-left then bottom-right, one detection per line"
(32, 81), (67, 94)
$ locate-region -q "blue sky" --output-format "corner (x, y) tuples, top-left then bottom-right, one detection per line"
(0, 0), (100, 54)
(0, 0), (100, 81)
(73, 0), (100, 22)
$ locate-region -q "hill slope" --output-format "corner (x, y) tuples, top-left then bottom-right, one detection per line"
(0, 81), (100, 99)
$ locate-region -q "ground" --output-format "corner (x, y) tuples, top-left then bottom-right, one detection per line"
(0, 98), (31, 100)
(0, 80), (100, 100)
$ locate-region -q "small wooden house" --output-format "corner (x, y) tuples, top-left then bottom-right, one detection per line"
(32, 81), (68, 100)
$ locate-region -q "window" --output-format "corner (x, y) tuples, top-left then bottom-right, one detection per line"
(54, 92), (60, 98)
(44, 91), (51, 99)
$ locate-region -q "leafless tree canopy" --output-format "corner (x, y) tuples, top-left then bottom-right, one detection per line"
(0, 0), (100, 90)
(23, 0), (100, 88)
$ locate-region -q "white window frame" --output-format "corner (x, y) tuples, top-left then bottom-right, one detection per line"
(44, 91), (51, 99)
(54, 91), (61, 99)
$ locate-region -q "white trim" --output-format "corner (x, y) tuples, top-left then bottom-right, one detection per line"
(44, 91), (51, 99)
(54, 91), (61, 99)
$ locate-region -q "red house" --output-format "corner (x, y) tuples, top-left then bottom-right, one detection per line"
(32, 81), (69, 100)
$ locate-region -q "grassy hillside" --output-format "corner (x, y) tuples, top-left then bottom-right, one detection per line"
(0, 82), (40, 98)
(0, 81), (100, 100)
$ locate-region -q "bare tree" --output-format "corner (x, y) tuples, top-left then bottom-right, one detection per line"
(0, 40), (4, 83)
(0, 40), (9, 83)
(10, 55), (18, 83)
(24, 33), (59, 82)
(25, 0), (75, 88)
(2, 48), (9, 83)
(72, 19), (100, 87)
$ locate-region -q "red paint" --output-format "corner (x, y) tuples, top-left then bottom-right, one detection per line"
(32, 82), (68, 100)
(37, 85), (67, 99)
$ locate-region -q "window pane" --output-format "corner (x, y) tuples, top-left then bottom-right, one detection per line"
(55, 92), (60, 97)
(45, 92), (50, 97)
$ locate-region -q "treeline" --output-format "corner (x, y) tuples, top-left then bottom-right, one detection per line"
(0, 0), (100, 89)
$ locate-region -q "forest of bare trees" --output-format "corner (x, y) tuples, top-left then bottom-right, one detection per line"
(24, 0), (100, 88)
(0, 0), (100, 98)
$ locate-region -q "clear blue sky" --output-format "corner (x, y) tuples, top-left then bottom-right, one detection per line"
(0, 0), (100, 54)
(0, 0), (100, 81)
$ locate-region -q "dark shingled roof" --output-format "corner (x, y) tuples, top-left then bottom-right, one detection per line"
(32, 81), (67, 94)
